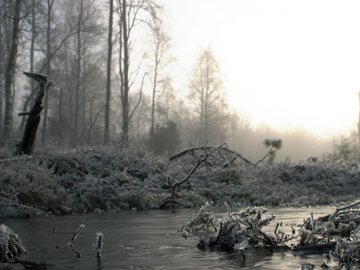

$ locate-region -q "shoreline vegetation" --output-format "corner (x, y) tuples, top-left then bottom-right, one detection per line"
(2, 145), (360, 268)
(0, 146), (360, 218)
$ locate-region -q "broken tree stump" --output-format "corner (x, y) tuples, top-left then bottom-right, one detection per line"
(16, 72), (54, 155)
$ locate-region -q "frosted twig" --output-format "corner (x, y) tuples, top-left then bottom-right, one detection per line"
(71, 224), (85, 240)
(67, 242), (81, 258)
(96, 232), (104, 258)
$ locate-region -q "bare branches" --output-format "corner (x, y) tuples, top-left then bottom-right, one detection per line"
(88, 96), (106, 145)
(329, 201), (360, 222)
(167, 144), (224, 200)
(39, 30), (77, 74)
(168, 140), (282, 167)
(169, 144), (256, 167)
(128, 72), (147, 123)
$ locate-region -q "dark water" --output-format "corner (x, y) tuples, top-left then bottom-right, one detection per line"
(2, 207), (335, 269)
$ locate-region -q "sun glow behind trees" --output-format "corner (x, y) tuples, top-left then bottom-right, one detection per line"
(2, 0), (360, 160)
(164, 0), (360, 137)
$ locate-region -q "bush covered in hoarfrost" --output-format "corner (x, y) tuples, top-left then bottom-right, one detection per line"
(180, 200), (360, 269)
(1, 146), (360, 217)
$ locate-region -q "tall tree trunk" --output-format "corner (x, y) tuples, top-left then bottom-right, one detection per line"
(81, 34), (86, 143)
(204, 57), (210, 143)
(358, 91), (360, 157)
(30, 0), (36, 99)
(120, 0), (130, 149)
(150, 42), (159, 145)
(0, 21), (4, 133)
(104, 0), (113, 144)
(42, 0), (54, 147)
(74, 0), (83, 142)
(11, 76), (16, 134)
(200, 80), (204, 143)
(2, 0), (22, 142)
(58, 83), (63, 142)
(19, 0), (37, 134)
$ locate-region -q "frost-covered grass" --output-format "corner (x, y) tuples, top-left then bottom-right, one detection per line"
(0, 146), (360, 217)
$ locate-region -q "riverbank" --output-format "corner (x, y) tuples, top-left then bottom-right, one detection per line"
(0, 146), (359, 218)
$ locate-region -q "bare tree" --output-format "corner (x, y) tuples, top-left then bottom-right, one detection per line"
(18, 1), (78, 138)
(117, 0), (130, 148)
(358, 91), (360, 153)
(156, 77), (177, 123)
(41, 0), (55, 146)
(18, 0), (40, 135)
(147, 6), (173, 149)
(39, 0), (103, 145)
(0, 3), (4, 133)
(188, 49), (227, 144)
(29, 0), (37, 100)
(2, 0), (22, 142)
(73, 0), (84, 141)
(104, 0), (114, 144)
(118, 0), (156, 148)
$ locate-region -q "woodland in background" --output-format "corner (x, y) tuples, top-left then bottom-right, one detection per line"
(0, 0), (357, 161)
(2, 2), (360, 269)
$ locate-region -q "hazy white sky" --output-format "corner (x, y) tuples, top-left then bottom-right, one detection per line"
(163, 0), (360, 137)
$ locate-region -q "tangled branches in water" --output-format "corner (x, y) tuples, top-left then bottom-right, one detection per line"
(181, 201), (360, 269)
(0, 224), (26, 262)
(181, 202), (276, 251)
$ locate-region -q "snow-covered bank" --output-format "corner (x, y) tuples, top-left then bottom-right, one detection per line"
(0, 146), (359, 218)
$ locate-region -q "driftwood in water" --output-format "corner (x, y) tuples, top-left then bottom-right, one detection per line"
(16, 72), (54, 155)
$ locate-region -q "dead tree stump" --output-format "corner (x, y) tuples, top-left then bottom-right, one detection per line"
(16, 72), (53, 155)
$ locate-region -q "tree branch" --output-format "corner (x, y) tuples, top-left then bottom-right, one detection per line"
(169, 144), (224, 199)
(128, 72), (147, 122)
(169, 145), (256, 167)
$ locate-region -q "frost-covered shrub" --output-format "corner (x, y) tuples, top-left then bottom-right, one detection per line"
(181, 202), (276, 251)
(0, 159), (71, 215)
(2, 146), (360, 216)
(0, 224), (26, 262)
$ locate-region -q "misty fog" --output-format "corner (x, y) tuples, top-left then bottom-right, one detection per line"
(1, 0), (355, 162)
(4, 1), (360, 269)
